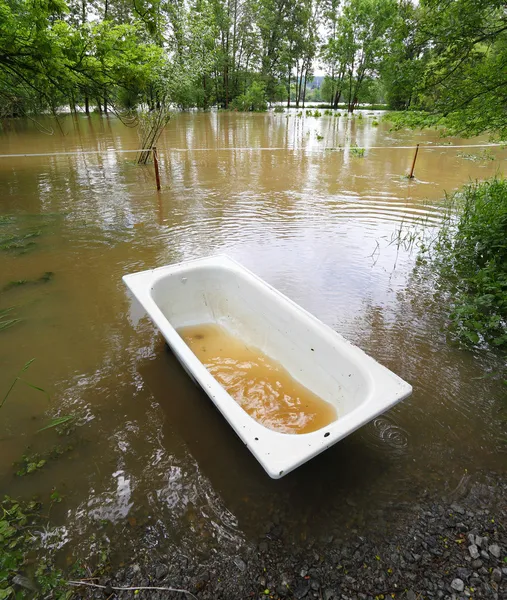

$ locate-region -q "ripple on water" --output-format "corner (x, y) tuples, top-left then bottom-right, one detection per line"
(360, 414), (410, 458)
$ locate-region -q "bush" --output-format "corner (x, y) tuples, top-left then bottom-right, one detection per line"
(274, 105), (285, 113)
(422, 178), (507, 348)
(313, 109), (322, 117)
(230, 81), (268, 112)
(324, 109), (333, 116)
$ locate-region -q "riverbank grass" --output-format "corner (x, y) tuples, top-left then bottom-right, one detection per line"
(424, 178), (507, 348)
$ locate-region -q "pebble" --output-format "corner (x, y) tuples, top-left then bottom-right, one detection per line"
(489, 544), (501, 558)
(155, 564), (168, 580)
(480, 550), (489, 560)
(468, 544), (480, 559)
(234, 557), (247, 572)
(451, 578), (464, 592)
(451, 503), (465, 515)
(491, 568), (502, 583)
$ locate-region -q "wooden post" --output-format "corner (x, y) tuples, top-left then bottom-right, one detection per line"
(153, 146), (161, 191)
(409, 143), (419, 179)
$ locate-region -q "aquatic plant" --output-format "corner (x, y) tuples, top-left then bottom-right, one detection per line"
(0, 494), (88, 599)
(273, 105), (285, 113)
(313, 109), (322, 117)
(372, 119), (379, 126)
(350, 145), (365, 158)
(3, 272), (54, 292)
(358, 112), (363, 120)
(306, 109), (313, 116)
(324, 109), (333, 116)
(0, 230), (42, 254)
(0, 307), (21, 333)
(316, 133), (324, 141)
(420, 178), (507, 348)
(456, 149), (495, 162)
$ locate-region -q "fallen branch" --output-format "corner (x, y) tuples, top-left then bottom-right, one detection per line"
(67, 580), (198, 600)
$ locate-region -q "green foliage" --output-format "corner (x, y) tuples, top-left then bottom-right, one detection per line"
(230, 81), (268, 112)
(14, 445), (73, 476)
(385, 0), (507, 138)
(316, 133), (324, 141)
(372, 119), (379, 126)
(350, 145), (365, 157)
(324, 109), (333, 116)
(423, 179), (507, 348)
(313, 109), (322, 117)
(0, 495), (76, 599)
(273, 105), (285, 113)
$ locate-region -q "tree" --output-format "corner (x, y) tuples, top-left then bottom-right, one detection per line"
(410, 0), (507, 138)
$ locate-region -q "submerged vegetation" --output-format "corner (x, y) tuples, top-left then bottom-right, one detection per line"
(420, 179), (507, 349)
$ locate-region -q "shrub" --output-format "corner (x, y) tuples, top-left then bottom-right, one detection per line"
(230, 81), (268, 112)
(324, 109), (333, 116)
(274, 105), (285, 113)
(422, 178), (507, 348)
(313, 109), (322, 117)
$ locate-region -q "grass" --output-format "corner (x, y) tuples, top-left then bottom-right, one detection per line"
(3, 271), (54, 292)
(0, 494), (92, 599)
(0, 307), (21, 332)
(420, 178), (507, 348)
(0, 230), (41, 254)
(456, 149), (496, 162)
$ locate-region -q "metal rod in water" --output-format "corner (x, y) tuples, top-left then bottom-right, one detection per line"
(153, 147), (161, 191)
(409, 143), (420, 179)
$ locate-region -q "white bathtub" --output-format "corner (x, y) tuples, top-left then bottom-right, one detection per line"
(123, 255), (412, 478)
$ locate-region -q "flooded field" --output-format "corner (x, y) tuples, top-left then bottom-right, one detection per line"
(0, 111), (506, 564)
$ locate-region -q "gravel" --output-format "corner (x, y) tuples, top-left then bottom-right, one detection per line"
(75, 477), (507, 600)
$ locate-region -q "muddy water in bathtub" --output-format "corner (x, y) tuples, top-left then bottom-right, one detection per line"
(178, 323), (337, 433)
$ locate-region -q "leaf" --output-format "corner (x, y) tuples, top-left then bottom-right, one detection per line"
(20, 359), (36, 373)
(38, 415), (74, 432)
(0, 587), (14, 599)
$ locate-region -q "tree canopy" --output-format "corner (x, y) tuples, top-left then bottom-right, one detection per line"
(0, 0), (505, 137)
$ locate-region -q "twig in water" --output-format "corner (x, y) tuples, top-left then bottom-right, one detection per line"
(67, 580), (198, 600)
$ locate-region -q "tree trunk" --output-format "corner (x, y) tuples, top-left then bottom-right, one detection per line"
(85, 95), (89, 115)
(287, 68), (291, 108)
(96, 100), (102, 114)
(302, 68), (308, 108)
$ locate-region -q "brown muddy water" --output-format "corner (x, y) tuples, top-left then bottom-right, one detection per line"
(0, 111), (506, 564)
(179, 323), (338, 434)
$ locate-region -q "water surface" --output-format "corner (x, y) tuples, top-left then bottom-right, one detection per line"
(0, 111), (505, 561)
